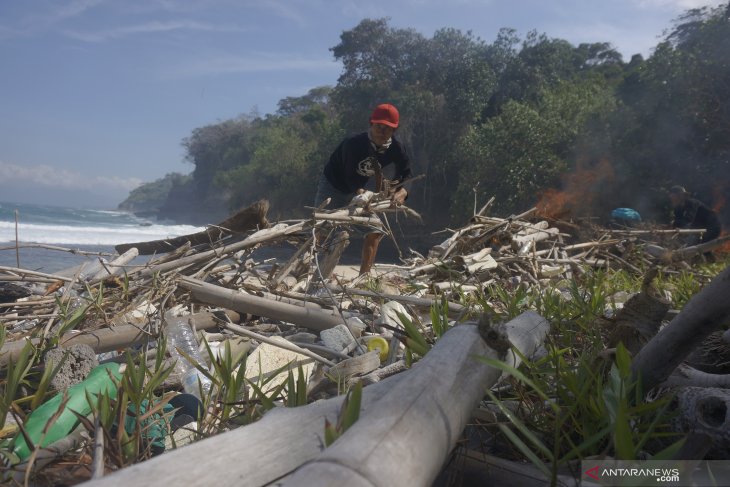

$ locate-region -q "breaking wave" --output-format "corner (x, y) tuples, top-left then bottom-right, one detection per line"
(0, 201), (203, 246)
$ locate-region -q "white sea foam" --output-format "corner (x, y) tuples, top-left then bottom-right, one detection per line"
(0, 221), (204, 246)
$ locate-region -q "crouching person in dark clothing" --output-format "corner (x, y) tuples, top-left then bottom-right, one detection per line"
(314, 103), (412, 275)
(668, 185), (721, 244)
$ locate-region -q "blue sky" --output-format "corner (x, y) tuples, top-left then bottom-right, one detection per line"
(0, 0), (724, 209)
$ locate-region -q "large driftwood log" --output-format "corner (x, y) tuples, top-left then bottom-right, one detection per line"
(631, 265), (730, 392)
(282, 312), (549, 487)
(115, 200), (270, 255)
(82, 312), (549, 487)
(178, 276), (344, 332)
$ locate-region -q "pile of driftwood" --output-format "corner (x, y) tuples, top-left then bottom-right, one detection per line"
(1, 193), (730, 486)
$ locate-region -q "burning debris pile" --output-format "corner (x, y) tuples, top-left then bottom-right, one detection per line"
(0, 193), (729, 486)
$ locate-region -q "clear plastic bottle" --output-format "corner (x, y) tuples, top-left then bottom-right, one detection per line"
(165, 314), (213, 400)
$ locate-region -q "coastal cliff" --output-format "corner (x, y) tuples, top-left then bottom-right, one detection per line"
(118, 172), (229, 225)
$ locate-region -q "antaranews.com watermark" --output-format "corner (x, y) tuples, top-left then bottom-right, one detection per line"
(581, 460), (730, 486)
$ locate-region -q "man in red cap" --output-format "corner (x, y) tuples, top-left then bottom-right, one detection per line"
(314, 103), (412, 274)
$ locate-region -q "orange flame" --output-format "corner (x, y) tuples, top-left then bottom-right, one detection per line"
(536, 188), (575, 220)
(716, 231), (730, 254)
(712, 184), (727, 214)
(536, 159), (615, 220)
(712, 184), (729, 253)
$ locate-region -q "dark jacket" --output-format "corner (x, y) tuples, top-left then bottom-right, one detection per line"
(673, 197), (721, 242)
(323, 132), (412, 194)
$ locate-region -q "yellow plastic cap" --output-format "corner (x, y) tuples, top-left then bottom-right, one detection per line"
(367, 336), (389, 362)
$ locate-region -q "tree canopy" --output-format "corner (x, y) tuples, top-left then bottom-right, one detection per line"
(122, 3), (730, 235)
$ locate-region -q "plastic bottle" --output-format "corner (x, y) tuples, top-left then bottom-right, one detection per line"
(12, 363), (122, 461)
(165, 314), (213, 400)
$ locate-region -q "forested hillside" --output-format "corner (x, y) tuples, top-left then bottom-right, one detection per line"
(119, 3), (730, 233)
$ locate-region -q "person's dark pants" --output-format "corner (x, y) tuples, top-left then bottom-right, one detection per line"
(313, 174), (384, 275)
(314, 174), (353, 209)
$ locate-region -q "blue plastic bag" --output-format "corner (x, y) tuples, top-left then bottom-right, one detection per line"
(611, 208), (641, 222)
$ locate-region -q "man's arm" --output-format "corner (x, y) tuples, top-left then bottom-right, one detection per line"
(695, 204), (722, 241)
(391, 139), (412, 203)
(391, 186), (408, 206)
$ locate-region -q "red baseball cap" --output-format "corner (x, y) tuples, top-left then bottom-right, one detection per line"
(370, 103), (399, 128)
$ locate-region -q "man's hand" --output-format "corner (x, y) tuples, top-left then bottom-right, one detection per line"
(391, 187), (407, 207)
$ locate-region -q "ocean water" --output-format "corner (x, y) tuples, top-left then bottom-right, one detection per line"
(0, 201), (203, 273)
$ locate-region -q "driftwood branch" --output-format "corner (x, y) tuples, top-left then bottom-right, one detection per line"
(661, 364), (730, 389)
(115, 200), (270, 255)
(631, 265), (730, 392)
(316, 230), (350, 281)
(89, 248), (139, 283)
(663, 235), (730, 262)
(137, 221), (309, 277)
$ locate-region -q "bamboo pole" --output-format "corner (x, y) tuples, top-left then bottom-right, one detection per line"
(325, 285), (466, 315)
(607, 228), (707, 235)
(14, 209), (20, 268)
(178, 276), (344, 332)
(0, 266), (74, 282)
(0, 276), (59, 283)
(0, 243), (113, 257)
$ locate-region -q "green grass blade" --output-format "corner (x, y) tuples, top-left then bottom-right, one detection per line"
(486, 390), (553, 460)
(497, 423), (552, 477)
(340, 381), (362, 431)
(476, 356), (557, 412)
